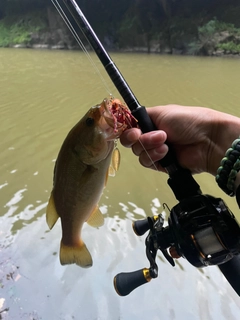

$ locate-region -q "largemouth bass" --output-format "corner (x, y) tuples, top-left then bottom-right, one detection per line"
(46, 98), (137, 268)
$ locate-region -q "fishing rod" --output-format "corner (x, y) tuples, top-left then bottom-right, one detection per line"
(55, 0), (200, 198)
(53, 0), (240, 297)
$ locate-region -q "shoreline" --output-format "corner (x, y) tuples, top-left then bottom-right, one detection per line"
(6, 43), (240, 59)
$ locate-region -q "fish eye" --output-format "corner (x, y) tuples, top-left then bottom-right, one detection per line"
(86, 117), (94, 126)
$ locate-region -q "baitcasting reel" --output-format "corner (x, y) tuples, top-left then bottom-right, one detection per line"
(114, 194), (240, 296)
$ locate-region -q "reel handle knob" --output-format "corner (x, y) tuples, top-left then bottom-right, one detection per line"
(113, 268), (152, 296)
(132, 219), (150, 236)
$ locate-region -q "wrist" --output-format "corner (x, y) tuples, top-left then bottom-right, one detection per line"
(216, 138), (240, 196)
(209, 111), (240, 176)
(236, 178), (240, 208)
(234, 172), (240, 193)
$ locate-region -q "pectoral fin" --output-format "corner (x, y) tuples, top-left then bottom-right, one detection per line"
(87, 206), (104, 228)
(60, 240), (92, 268)
(46, 192), (59, 229)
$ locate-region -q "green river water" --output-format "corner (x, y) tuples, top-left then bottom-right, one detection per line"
(1, 48), (240, 319)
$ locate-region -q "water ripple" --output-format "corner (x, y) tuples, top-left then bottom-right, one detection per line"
(1, 48), (240, 319)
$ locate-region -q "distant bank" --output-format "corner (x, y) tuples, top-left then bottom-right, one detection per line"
(1, 6), (240, 58)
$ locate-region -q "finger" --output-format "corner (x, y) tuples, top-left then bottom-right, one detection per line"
(138, 130), (167, 147)
(139, 144), (169, 168)
(120, 128), (142, 148)
(132, 131), (167, 156)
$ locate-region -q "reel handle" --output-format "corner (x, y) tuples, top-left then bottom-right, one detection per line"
(132, 219), (150, 236)
(114, 268), (152, 296)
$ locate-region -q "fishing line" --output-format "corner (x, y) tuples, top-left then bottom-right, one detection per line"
(51, 0), (112, 95)
(51, 0), (159, 172)
(136, 140), (159, 171)
(122, 111), (159, 172)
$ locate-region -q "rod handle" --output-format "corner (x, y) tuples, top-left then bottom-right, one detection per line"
(132, 107), (202, 198)
(113, 268), (152, 296)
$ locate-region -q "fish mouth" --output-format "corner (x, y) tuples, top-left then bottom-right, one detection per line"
(97, 99), (123, 140)
(97, 98), (138, 140)
(99, 99), (115, 126)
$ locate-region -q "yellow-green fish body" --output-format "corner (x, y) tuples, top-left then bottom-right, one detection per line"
(46, 100), (120, 268)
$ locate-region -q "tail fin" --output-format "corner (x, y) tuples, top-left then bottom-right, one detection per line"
(60, 240), (93, 268)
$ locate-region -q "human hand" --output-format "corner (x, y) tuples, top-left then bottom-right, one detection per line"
(120, 105), (240, 176)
